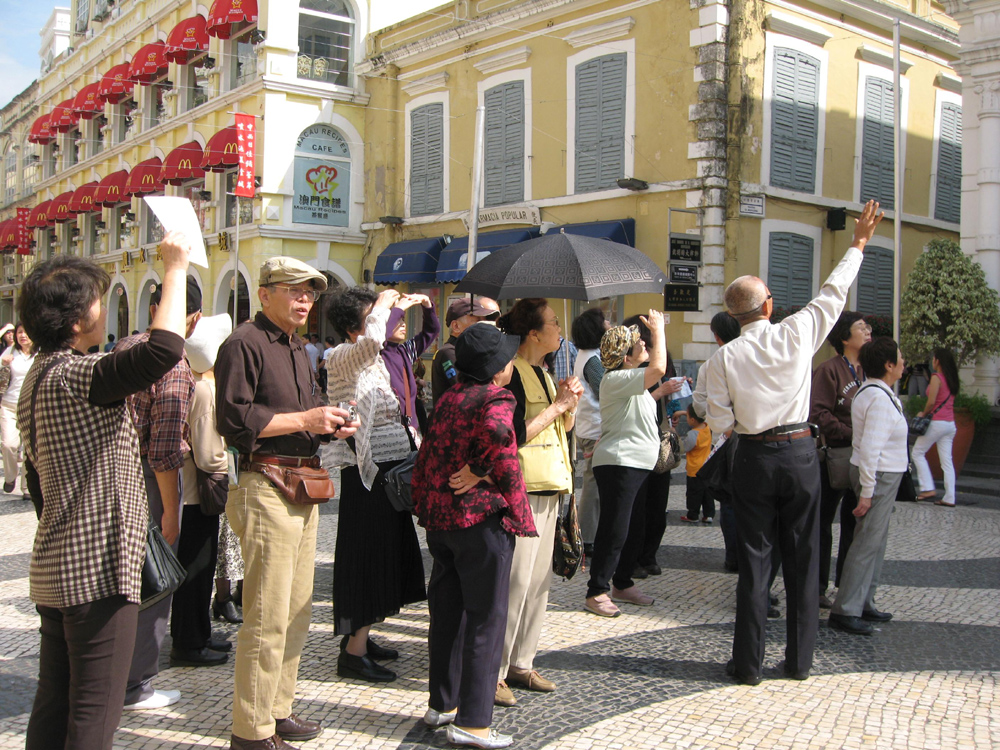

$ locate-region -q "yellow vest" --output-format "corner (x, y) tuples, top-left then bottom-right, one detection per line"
(513, 355), (573, 494)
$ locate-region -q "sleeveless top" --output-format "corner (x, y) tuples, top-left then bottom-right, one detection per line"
(928, 373), (954, 422)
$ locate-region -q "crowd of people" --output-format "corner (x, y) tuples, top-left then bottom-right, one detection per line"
(6, 198), (969, 750)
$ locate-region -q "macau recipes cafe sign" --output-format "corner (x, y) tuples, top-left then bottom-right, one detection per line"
(293, 125), (351, 227)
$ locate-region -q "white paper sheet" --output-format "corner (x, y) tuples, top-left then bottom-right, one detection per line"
(669, 376), (693, 400)
(142, 196), (209, 268)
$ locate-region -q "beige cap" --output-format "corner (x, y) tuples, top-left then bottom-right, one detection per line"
(259, 257), (328, 292)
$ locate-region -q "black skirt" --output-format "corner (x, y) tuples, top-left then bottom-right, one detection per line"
(334, 462), (427, 635)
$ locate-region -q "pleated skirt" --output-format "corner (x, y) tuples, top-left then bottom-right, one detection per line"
(333, 462), (427, 635)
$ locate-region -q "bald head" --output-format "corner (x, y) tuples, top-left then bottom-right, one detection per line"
(724, 275), (770, 324)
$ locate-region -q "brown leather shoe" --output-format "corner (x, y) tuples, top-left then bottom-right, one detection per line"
(494, 680), (516, 706)
(275, 714), (322, 742)
(230, 734), (299, 750)
(506, 666), (556, 692)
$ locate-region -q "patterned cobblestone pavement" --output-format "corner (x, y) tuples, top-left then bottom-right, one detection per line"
(0, 479), (997, 749)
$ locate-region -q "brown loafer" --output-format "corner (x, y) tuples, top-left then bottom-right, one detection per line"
(230, 734), (299, 750)
(275, 713), (322, 742)
(506, 666), (556, 692)
(494, 680), (517, 706)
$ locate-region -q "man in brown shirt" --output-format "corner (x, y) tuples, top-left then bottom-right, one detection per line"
(216, 258), (357, 750)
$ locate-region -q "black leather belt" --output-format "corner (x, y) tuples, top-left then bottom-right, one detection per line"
(743, 423), (813, 443)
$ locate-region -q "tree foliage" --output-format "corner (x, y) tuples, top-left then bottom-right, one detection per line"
(900, 238), (1000, 366)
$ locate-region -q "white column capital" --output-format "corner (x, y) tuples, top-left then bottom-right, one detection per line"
(974, 79), (1000, 115)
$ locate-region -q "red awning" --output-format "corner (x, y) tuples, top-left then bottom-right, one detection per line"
(129, 42), (169, 84)
(72, 83), (103, 119)
(28, 114), (55, 145)
(27, 200), (53, 228)
(98, 63), (135, 104)
(0, 221), (13, 250)
(124, 157), (164, 196)
(207, 0), (258, 39)
(95, 170), (130, 206)
(165, 15), (210, 64)
(50, 99), (80, 133)
(49, 191), (78, 223)
(69, 181), (102, 214)
(201, 126), (240, 172)
(161, 142), (206, 184)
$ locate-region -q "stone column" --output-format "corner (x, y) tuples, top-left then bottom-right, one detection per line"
(973, 78), (1000, 401)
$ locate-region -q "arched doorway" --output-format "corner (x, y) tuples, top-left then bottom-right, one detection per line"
(110, 283), (129, 339)
(216, 268), (251, 325)
(137, 278), (160, 332)
(307, 273), (341, 343)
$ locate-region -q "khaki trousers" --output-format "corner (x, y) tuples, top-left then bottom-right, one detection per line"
(226, 471), (318, 740)
(499, 493), (560, 676)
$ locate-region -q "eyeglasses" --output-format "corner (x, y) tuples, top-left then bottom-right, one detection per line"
(545, 317), (560, 328)
(271, 285), (320, 302)
(852, 322), (873, 334)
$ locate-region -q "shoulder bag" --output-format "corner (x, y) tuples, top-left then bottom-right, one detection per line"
(654, 428), (682, 474)
(552, 493), (583, 580)
(820, 437), (854, 491)
(909, 392), (952, 436)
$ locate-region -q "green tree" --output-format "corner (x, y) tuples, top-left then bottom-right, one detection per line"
(900, 238), (1000, 366)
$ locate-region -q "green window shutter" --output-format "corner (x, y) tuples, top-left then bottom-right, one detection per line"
(484, 80), (525, 207)
(575, 53), (626, 193)
(768, 232), (814, 309)
(860, 77), (895, 210)
(934, 103), (962, 224)
(770, 47), (819, 193)
(410, 103), (444, 216)
(857, 246), (894, 317)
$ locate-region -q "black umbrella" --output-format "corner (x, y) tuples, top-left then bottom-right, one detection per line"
(453, 231), (667, 301)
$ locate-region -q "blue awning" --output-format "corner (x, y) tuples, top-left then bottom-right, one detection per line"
(546, 218), (635, 247)
(373, 237), (447, 285)
(436, 228), (541, 283)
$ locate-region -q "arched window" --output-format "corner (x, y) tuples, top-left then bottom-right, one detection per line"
(298, 0), (354, 87)
(293, 124), (352, 227)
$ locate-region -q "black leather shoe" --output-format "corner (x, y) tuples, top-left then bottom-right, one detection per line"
(339, 635), (398, 661)
(214, 598), (243, 624)
(2, 482), (14, 494)
(230, 734), (298, 749)
(170, 646), (229, 667)
(828, 613), (874, 635)
(724, 561), (738, 573)
(776, 660), (810, 681)
(645, 563), (662, 576)
(631, 566), (649, 579)
(862, 608), (893, 622)
(275, 714), (322, 742)
(767, 606), (781, 619)
(208, 636), (233, 652)
(337, 651), (396, 683)
(725, 659), (761, 686)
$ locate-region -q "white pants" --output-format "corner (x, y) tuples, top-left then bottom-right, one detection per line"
(0, 402), (26, 493)
(911, 420), (957, 504)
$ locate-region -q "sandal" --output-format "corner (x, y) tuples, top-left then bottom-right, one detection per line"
(934, 500), (956, 507)
(917, 491), (937, 501)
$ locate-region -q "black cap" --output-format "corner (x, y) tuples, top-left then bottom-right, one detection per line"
(151, 276), (203, 315)
(455, 323), (520, 383)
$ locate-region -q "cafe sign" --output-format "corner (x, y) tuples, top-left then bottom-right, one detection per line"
(293, 125), (351, 228)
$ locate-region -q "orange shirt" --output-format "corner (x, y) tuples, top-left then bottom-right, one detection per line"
(686, 424), (712, 477)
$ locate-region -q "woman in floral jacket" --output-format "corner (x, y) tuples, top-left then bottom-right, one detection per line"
(413, 323), (536, 750)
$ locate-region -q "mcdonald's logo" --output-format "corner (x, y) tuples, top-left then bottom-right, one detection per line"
(179, 159), (192, 169)
(108, 186), (120, 197)
(142, 174), (154, 184)
(224, 143), (238, 155)
(56, 205), (67, 215)
(82, 196), (92, 206)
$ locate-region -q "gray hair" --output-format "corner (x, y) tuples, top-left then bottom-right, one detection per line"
(724, 276), (769, 322)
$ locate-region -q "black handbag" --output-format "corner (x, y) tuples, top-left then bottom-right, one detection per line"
(909, 393), (951, 436)
(697, 433), (738, 503)
(552, 493), (583, 580)
(140, 520), (187, 610)
(382, 451), (418, 514)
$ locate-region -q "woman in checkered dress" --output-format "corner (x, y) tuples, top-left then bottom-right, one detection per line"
(19, 233), (192, 750)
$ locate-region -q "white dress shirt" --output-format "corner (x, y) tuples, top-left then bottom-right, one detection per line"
(850, 379), (909, 499)
(705, 247), (864, 436)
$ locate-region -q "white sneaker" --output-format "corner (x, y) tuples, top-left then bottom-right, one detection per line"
(422, 707), (457, 727)
(123, 689), (181, 710)
(446, 725), (513, 748)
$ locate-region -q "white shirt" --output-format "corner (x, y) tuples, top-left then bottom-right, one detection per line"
(691, 359), (710, 419)
(850, 379), (909, 498)
(3, 349), (36, 407)
(705, 247), (864, 436)
(304, 342), (321, 372)
(572, 348), (602, 441)
(593, 368), (659, 471)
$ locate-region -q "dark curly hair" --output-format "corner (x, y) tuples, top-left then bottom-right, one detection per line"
(571, 307), (606, 350)
(496, 298), (547, 341)
(859, 337), (899, 380)
(327, 286), (378, 340)
(827, 311), (866, 355)
(18, 256), (110, 353)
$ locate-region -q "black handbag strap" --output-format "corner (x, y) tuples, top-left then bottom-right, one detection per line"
(924, 391), (953, 419)
(857, 383), (904, 416)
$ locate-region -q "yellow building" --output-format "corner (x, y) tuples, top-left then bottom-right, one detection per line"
(12, 0), (373, 340)
(358, 0), (962, 366)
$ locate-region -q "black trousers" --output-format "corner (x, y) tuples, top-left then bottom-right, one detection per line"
(730, 437), (820, 680)
(637, 470), (672, 568)
(170, 504), (220, 650)
(426, 514), (514, 728)
(26, 595), (138, 750)
(719, 498), (737, 569)
(588, 465), (651, 598)
(686, 475), (715, 520)
(819, 461), (857, 593)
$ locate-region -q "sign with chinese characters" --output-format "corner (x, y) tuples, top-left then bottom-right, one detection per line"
(739, 194), (765, 217)
(294, 125), (351, 227)
(669, 263), (699, 284)
(234, 113), (256, 198)
(663, 283), (700, 312)
(16, 208), (31, 255)
(669, 233), (702, 264)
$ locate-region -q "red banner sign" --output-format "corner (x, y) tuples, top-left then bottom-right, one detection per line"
(234, 113), (256, 198)
(16, 208), (31, 255)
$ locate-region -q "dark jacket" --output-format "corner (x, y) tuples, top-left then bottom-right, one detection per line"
(810, 355), (863, 448)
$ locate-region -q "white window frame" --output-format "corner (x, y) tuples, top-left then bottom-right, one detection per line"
(929, 87), (962, 224)
(404, 91), (450, 218)
(565, 38), (635, 197)
(853, 60), (909, 207)
(758, 218), (822, 305)
(297, 0), (356, 89)
(761, 31), (829, 195)
(477, 68), (532, 205)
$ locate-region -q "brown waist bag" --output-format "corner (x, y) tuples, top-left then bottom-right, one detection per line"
(252, 463), (335, 505)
